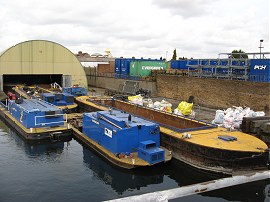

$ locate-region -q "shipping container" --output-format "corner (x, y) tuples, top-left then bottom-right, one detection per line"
(120, 59), (131, 75)
(170, 60), (178, 69)
(130, 60), (168, 77)
(170, 60), (188, 70)
(115, 58), (135, 76)
(250, 59), (270, 82)
(114, 58), (122, 75)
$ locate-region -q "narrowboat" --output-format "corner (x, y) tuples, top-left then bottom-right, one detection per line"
(0, 98), (72, 141)
(73, 109), (172, 169)
(75, 96), (269, 175)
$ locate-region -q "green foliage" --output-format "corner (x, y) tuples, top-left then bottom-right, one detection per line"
(231, 50), (248, 59)
(172, 49), (177, 60)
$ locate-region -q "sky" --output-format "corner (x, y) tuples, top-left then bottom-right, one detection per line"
(0, 0), (269, 59)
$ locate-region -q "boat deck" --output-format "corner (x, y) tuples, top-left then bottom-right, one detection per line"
(162, 127), (268, 152)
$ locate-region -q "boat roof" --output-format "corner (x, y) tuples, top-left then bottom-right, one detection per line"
(85, 109), (158, 127)
(42, 93), (55, 97)
(12, 99), (61, 112)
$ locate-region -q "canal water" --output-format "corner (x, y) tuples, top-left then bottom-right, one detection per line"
(0, 120), (269, 202)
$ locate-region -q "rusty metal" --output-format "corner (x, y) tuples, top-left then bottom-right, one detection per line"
(92, 99), (211, 130)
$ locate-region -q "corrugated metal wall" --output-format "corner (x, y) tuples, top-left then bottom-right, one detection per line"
(0, 40), (87, 88)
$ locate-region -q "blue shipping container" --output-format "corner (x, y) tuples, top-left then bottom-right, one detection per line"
(170, 60), (179, 69)
(115, 58), (122, 74)
(250, 59), (270, 82)
(170, 60), (188, 70)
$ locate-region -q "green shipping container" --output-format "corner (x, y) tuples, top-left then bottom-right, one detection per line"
(130, 61), (168, 77)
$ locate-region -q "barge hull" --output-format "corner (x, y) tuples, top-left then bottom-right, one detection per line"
(0, 107), (72, 142)
(161, 135), (268, 175)
(72, 126), (140, 169)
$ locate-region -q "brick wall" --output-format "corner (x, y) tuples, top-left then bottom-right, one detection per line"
(97, 61), (115, 74)
(157, 75), (270, 113)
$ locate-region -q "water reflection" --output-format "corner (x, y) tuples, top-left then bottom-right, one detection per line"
(201, 179), (270, 202)
(83, 147), (165, 194)
(6, 126), (69, 158)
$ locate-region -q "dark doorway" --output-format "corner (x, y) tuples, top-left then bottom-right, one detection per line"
(3, 74), (62, 92)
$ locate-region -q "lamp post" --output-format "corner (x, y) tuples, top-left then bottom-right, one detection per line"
(259, 39), (264, 59)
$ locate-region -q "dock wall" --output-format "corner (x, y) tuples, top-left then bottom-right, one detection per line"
(86, 75), (157, 96)
(157, 75), (270, 113)
(85, 73), (270, 114)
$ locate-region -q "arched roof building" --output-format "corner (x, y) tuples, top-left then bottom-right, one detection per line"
(0, 40), (87, 90)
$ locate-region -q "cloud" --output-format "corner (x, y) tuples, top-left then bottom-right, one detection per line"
(152, 0), (216, 18)
(0, 0), (268, 59)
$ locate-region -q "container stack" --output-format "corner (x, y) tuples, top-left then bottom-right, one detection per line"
(115, 58), (168, 80)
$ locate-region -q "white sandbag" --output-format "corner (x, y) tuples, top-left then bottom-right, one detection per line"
(254, 111), (265, 117)
(160, 99), (172, 108)
(213, 110), (225, 124)
(233, 121), (242, 129)
(142, 99), (153, 107)
(189, 110), (196, 119)
(154, 101), (161, 108)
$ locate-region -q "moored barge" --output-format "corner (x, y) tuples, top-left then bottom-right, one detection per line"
(13, 85), (78, 113)
(73, 109), (172, 169)
(0, 98), (72, 141)
(75, 96), (269, 175)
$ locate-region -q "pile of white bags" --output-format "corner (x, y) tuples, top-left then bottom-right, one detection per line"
(142, 98), (154, 108)
(153, 99), (172, 113)
(128, 94), (144, 105)
(212, 106), (265, 129)
(128, 96), (173, 113)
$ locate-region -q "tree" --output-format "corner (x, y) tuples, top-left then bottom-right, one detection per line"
(231, 49), (248, 59)
(172, 49), (177, 60)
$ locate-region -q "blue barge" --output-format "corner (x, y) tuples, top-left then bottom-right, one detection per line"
(41, 93), (74, 107)
(0, 98), (72, 141)
(12, 86), (78, 113)
(62, 86), (87, 96)
(80, 109), (171, 168)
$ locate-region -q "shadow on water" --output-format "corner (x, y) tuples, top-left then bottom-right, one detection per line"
(83, 147), (165, 194)
(82, 146), (219, 195)
(82, 142), (269, 201)
(2, 123), (69, 158)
